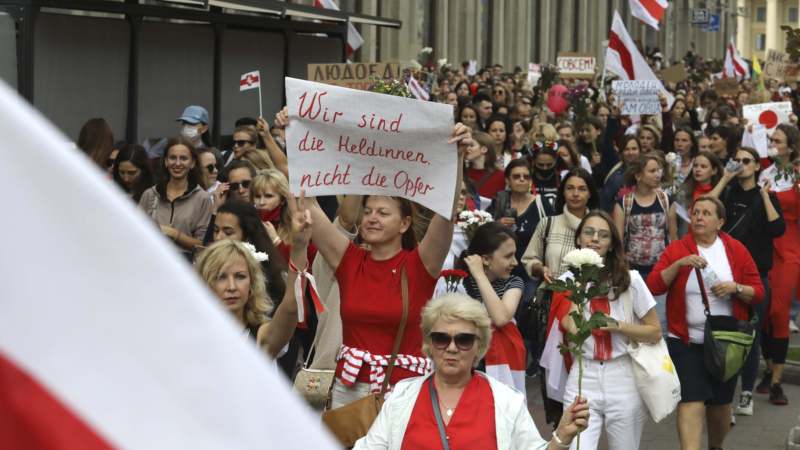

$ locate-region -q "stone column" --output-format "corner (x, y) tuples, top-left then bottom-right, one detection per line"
(766, 0), (780, 52)
(736, 0), (749, 58)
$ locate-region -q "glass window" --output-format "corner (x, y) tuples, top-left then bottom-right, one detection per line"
(33, 13), (129, 140)
(756, 33), (766, 51)
(789, 7), (799, 23)
(0, 11), (16, 88)
(756, 6), (766, 22)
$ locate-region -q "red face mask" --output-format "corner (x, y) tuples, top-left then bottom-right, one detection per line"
(259, 205), (282, 225)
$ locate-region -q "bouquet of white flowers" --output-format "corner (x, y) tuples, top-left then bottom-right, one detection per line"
(456, 210), (493, 241)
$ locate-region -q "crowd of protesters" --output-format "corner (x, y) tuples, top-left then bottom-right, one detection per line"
(75, 49), (799, 449)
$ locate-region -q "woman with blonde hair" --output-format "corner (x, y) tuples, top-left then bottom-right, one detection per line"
(195, 193), (313, 360)
(252, 169), (294, 253)
(241, 148), (274, 171)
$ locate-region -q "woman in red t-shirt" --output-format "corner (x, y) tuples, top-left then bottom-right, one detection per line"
(305, 124), (473, 408)
(466, 131), (506, 199)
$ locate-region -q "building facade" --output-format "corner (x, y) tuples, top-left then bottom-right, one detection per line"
(307, 0), (732, 69)
(736, 0), (800, 60)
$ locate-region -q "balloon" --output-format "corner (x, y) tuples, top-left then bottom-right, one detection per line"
(547, 84), (569, 115)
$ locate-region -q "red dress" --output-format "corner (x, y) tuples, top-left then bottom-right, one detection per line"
(401, 376), (498, 450)
(335, 243), (437, 390)
(768, 188), (800, 338)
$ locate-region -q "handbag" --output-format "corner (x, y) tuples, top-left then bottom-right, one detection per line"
(293, 331), (335, 409)
(320, 269), (409, 448)
(696, 268), (756, 382)
(620, 287), (681, 423)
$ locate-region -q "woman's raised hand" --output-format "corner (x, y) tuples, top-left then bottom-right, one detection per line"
(449, 123), (473, 158)
(274, 106), (289, 129)
(287, 189), (313, 247)
(463, 254), (485, 277)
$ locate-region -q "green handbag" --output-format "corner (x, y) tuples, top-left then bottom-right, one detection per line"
(696, 268), (756, 382)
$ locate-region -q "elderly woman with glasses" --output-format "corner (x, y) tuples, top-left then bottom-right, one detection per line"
(355, 294), (589, 450)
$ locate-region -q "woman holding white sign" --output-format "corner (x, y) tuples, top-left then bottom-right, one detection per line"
(300, 122), (473, 408)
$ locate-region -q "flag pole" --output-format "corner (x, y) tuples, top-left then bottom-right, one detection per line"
(257, 84), (263, 118)
(599, 41), (609, 102)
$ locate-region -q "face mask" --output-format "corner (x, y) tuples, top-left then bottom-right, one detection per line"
(536, 167), (555, 179)
(181, 125), (199, 140)
(710, 119), (721, 128)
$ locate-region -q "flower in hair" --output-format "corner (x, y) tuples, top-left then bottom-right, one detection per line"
(242, 242), (269, 262)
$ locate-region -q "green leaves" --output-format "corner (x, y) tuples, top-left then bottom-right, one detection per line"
(782, 26), (800, 62)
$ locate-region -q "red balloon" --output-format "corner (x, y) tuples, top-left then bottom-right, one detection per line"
(547, 84), (570, 115)
(759, 110), (779, 129)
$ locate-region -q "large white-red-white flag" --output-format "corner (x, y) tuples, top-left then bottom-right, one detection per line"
(606, 11), (674, 107)
(240, 70), (261, 91)
(629, 0), (668, 30)
(0, 78), (338, 450)
(723, 37), (750, 80)
(314, 0), (364, 56)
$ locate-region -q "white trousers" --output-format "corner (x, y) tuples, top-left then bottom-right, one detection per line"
(563, 355), (647, 450)
(330, 379), (372, 409)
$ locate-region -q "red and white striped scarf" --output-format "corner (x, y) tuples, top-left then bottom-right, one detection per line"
(338, 345), (432, 393)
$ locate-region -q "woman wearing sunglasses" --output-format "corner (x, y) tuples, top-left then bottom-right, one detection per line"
(458, 222), (527, 395)
(198, 148), (221, 193)
(708, 146), (785, 414)
(139, 137), (213, 254)
(354, 294), (589, 450)
(551, 211), (661, 449)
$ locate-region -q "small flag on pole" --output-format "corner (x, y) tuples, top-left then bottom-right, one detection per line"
(240, 70), (261, 91)
(407, 75), (430, 101)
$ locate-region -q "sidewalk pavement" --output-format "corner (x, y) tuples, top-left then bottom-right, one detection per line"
(526, 374), (800, 450)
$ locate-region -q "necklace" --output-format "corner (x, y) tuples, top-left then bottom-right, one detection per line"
(439, 398), (457, 417)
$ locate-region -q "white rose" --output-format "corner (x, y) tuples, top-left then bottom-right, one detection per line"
(563, 248), (604, 268)
(665, 152), (677, 164)
(768, 147), (779, 159)
(242, 242), (269, 262)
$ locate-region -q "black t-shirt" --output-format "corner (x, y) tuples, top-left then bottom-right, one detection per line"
(722, 184), (785, 274)
(533, 174), (558, 212)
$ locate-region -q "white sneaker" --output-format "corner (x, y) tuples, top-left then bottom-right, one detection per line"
(735, 391), (754, 416)
(790, 320), (799, 333)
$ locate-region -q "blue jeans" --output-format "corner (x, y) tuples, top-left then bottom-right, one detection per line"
(738, 274), (769, 392)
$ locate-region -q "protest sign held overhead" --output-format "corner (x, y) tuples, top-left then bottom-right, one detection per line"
(285, 77), (457, 218)
(612, 80), (661, 115)
(557, 53), (596, 79)
(743, 102), (793, 132)
(307, 62), (401, 90)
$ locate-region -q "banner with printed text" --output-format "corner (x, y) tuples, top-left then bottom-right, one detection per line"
(285, 77), (457, 218)
(612, 80), (660, 115)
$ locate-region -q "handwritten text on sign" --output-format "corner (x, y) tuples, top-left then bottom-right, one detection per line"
(612, 80), (661, 115)
(285, 77), (456, 218)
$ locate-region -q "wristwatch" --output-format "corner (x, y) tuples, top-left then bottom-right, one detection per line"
(735, 283), (743, 295)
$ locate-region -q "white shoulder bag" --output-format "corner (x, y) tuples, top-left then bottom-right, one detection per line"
(621, 279), (681, 423)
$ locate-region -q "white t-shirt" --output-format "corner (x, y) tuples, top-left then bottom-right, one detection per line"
(579, 155), (593, 174)
(569, 271), (657, 360)
(676, 237), (734, 344)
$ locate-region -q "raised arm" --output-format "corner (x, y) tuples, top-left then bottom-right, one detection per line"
(418, 123), (472, 278)
(257, 115), (288, 177)
(337, 194), (362, 233)
(261, 191), (315, 357)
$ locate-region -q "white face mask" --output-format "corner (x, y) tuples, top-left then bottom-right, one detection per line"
(181, 124), (200, 140)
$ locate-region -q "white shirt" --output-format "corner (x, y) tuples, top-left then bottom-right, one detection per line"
(677, 237), (734, 344)
(578, 271), (657, 360)
(579, 154), (593, 174)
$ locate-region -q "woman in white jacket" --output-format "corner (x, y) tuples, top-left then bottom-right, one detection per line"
(355, 293), (589, 450)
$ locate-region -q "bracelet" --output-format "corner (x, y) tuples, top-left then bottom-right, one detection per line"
(272, 236), (282, 246)
(287, 259), (308, 274)
(551, 430), (571, 448)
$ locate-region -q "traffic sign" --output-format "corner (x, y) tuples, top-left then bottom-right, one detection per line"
(691, 8), (710, 24)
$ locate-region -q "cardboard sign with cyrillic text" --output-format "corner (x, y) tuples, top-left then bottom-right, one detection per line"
(612, 80), (660, 115)
(285, 77), (457, 218)
(307, 63), (401, 91)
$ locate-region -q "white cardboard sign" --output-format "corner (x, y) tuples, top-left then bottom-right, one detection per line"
(284, 77), (457, 218)
(611, 80), (661, 115)
(742, 102), (793, 132)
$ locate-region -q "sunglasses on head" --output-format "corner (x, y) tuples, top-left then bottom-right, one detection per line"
(429, 332), (478, 351)
(205, 164), (217, 173)
(732, 157), (754, 165)
(233, 140), (254, 147)
(229, 180), (251, 190)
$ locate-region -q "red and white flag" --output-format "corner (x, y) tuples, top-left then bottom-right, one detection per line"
(0, 79), (338, 450)
(606, 11), (674, 107)
(629, 0), (668, 30)
(240, 70), (261, 91)
(723, 38), (750, 80)
(407, 74), (430, 101)
(314, 0), (364, 56)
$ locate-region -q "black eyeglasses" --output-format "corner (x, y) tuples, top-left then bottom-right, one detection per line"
(732, 157), (754, 165)
(429, 332), (478, 351)
(205, 164), (217, 173)
(229, 180), (251, 190)
(233, 140), (254, 147)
